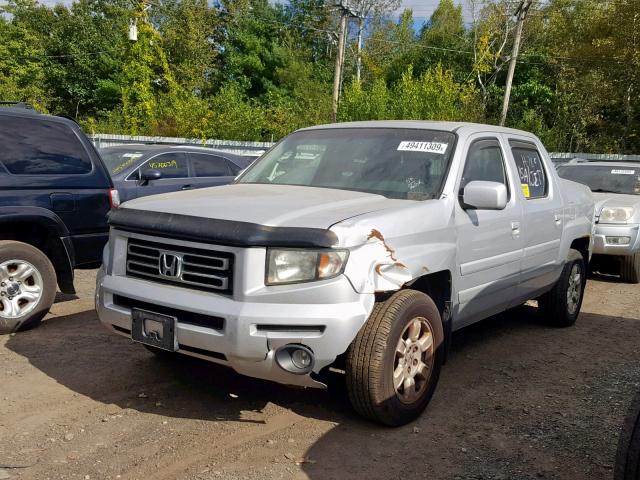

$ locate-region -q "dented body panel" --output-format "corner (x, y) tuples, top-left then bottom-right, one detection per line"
(95, 121), (594, 388)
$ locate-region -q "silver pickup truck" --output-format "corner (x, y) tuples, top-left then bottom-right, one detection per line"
(557, 160), (640, 283)
(96, 121), (594, 426)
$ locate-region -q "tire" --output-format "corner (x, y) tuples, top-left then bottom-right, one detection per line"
(346, 290), (444, 426)
(621, 253), (640, 284)
(538, 249), (586, 328)
(615, 392), (640, 480)
(0, 241), (57, 334)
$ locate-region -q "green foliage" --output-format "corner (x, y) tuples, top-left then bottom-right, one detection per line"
(340, 65), (481, 123)
(0, 0), (638, 151)
(0, 10), (47, 109)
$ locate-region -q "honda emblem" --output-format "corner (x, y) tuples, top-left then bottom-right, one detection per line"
(159, 253), (182, 278)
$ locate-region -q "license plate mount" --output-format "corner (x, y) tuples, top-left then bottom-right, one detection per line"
(131, 308), (177, 352)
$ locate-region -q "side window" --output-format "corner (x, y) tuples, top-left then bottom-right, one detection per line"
(510, 143), (548, 199)
(190, 153), (232, 177)
(0, 116), (92, 175)
(141, 152), (188, 179)
(226, 160), (243, 175)
(460, 139), (508, 192)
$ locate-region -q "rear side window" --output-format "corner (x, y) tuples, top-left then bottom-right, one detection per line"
(190, 153), (232, 177)
(0, 116), (92, 175)
(510, 143), (548, 199)
(141, 152), (188, 179)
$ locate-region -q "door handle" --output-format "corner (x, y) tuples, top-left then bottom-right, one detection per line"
(181, 185), (193, 190)
(554, 214), (562, 225)
(511, 221), (521, 236)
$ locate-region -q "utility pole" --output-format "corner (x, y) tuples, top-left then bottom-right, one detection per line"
(499, 0), (533, 126)
(332, 0), (361, 122)
(332, 11), (348, 122)
(356, 16), (363, 83)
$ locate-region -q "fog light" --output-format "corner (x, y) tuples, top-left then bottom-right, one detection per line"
(274, 345), (315, 375)
(291, 349), (312, 369)
(606, 236), (631, 245)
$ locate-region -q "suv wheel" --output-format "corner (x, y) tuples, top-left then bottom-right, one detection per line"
(0, 241), (57, 334)
(346, 290), (444, 426)
(538, 249), (586, 327)
(621, 253), (640, 284)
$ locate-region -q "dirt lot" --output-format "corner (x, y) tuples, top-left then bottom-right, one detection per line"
(1, 270), (639, 480)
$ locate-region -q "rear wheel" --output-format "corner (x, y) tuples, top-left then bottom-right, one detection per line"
(621, 253), (640, 284)
(0, 241), (57, 334)
(538, 249), (585, 327)
(346, 290), (444, 426)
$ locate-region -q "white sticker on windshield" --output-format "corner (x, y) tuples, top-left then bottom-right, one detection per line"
(122, 153), (143, 159)
(611, 169), (635, 175)
(397, 141), (448, 154)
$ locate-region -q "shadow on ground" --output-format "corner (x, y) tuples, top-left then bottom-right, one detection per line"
(5, 304), (640, 479)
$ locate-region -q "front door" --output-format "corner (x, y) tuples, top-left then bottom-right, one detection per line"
(136, 152), (190, 197)
(454, 135), (524, 328)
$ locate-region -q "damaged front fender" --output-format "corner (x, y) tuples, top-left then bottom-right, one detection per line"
(339, 227), (419, 292)
(330, 200), (458, 295)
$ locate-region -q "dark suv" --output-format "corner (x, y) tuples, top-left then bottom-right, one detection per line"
(0, 105), (117, 333)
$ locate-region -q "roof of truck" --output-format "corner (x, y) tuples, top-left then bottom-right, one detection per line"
(560, 161), (640, 169)
(299, 120), (536, 137)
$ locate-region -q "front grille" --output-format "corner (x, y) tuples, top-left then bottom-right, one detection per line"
(126, 238), (234, 294)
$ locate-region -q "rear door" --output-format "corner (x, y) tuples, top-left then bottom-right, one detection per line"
(187, 152), (236, 188)
(454, 135), (524, 328)
(135, 152), (190, 196)
(505, 137), (564, 303)
(0, 113), (112, 266)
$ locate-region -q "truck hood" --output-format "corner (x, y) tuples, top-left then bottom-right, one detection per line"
(120, 183), (413, 229)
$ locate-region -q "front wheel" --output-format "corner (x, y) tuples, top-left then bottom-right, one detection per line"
(0, 241), (57, 334)
(538, 249), (586, 327)
(346, 290), (444, 426)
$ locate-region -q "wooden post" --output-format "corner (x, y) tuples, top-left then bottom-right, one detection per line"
(332, 13), (348, 123)
(499, 0), (532, 126)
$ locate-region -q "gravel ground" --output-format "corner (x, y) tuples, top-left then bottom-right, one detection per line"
(0, 269), (639, 480)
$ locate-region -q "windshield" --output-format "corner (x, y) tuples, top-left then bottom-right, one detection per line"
(237, 128), (456, 200)
(557, 165), (640, 195)
(100, 150), (145, 176)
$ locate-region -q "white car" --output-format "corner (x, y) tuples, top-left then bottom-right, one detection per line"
(557, 161), (640, 283)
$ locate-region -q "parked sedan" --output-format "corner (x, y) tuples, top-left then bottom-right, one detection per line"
(557, 161), (640, 282)
(100, 145), (254, 203)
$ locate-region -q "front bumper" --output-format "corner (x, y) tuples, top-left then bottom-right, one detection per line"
(96, 267), (374, 388)
(593, 223), (640, 256)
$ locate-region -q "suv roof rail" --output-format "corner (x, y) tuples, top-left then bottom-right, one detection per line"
(0, 101), (36, 111)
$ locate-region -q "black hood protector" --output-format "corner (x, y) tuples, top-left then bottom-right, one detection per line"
(108, 208), (338, 248)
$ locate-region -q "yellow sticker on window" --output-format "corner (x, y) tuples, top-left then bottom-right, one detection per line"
(521, 183), (530, 198)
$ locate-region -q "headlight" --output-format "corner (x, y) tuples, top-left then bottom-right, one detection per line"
(266, 249), (349, 285)
(599, 206), (634, 223)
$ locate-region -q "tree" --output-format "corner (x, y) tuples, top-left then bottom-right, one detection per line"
(0, 4), (47, 109)
(154, 0), (219, 94)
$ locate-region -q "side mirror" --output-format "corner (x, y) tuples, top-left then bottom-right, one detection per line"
(462, 181), (508, 210)
(139, 169), (162, 185)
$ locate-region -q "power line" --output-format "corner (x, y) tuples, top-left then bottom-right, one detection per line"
(0, 5), (629, 68)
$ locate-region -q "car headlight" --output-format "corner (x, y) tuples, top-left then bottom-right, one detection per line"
(266, 249), (349, 285)
(599, 206), (634, 223)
